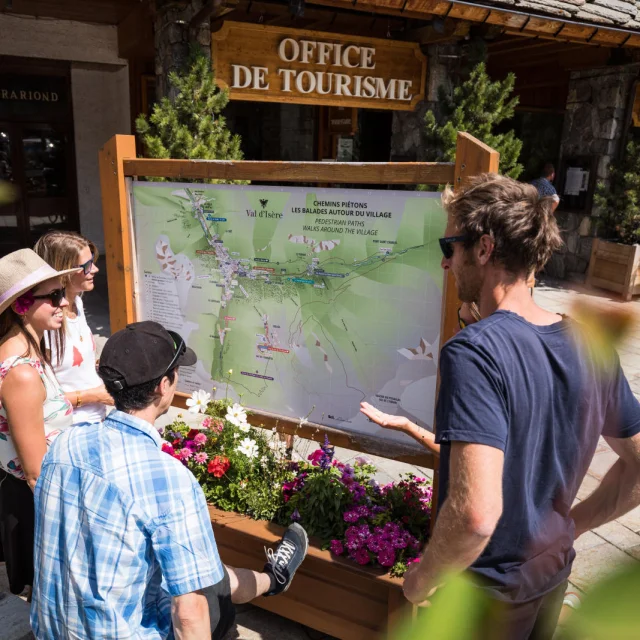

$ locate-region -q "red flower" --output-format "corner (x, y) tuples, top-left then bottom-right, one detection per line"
(187, 429), (200, 440)
(172, 438), (182, 447)
(162, 442), (175, 456)
(208, 456), (230, 478)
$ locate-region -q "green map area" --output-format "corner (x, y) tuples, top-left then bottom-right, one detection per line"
(132, 182), (445, 441)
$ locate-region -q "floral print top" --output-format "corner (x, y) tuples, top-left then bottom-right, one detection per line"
(0, 356), (73, 480)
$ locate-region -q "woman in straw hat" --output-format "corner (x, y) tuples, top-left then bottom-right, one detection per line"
(35, 231), (113, 426)
(0, 248), (80, 596)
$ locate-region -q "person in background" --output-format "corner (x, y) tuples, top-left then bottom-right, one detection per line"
(34, 231), (113, 426)
(367, 174), (640, 639)
(31, 321), (308, 639)
(531, 163), (560, 212)
(0, 249), (79, 596)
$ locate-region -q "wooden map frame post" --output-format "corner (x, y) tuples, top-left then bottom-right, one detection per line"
(99, 131), (498, 640)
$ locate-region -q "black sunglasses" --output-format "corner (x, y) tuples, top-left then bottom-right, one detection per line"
(439, 235), (468, 260)
(76, 255), (97, 275)
(164, 330), (186, 374)
(32, 287), (66, 308)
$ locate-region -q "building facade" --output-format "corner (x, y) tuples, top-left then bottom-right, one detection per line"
(2, 0), (640, 280)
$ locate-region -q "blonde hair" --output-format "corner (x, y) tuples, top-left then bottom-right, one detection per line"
(33, 231), (98, 289)
(441, 173), (563, 276)
(33, 231), (98, 367)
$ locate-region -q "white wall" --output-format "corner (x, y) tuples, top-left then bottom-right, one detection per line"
(71, 64), (131, 250)
(0, 13), (131, 251)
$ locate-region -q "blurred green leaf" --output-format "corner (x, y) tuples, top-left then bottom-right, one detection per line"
(559, 563), (640, 640)
(393, 572), (488, 640)
(0, 180), (17, 205)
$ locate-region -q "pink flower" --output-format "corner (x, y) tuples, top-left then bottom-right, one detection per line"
(353, 548), (370, 566)
(330, 540), (344, 556)
(331, 540), (344, 556)
(14, 291), (34, 314)
(201, 416), (213, 429)
(193, 433), (207, 447)
(179, 448), (193, 460)
(194, 452), (208, 464)
(162, 442), (175, 456)
(307, 449), (323, 466)
(378, 548), (396, 567)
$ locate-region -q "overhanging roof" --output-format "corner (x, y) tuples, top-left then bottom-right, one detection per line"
(308, 0), (640, 46)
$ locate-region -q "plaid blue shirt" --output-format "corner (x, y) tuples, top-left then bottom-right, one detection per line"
(530, 177), (558, 198)
(31, 410), (224, 639)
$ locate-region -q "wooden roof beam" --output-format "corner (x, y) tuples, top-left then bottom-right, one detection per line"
(306, 0), (640, 48)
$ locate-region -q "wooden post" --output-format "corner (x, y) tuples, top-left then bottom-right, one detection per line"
(439, 133), (500, 345)
(622, 244), (640, 301)
(585, 238), (599, 289)
(99, 135), (138, 334)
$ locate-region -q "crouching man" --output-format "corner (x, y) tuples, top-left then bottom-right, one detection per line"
(31, 321), (308, 639)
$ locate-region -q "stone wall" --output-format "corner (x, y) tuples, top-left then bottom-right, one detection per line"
(71, 64), (131, 251)
(154, 0), (211, 100)
(546, 64), (639, 279)
(390, 44), (458, 162)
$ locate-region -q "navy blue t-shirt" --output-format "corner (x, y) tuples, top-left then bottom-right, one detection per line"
(435, 310), (640, 603)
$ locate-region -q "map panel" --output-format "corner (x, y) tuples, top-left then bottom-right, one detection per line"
(132, 182), (445, 444)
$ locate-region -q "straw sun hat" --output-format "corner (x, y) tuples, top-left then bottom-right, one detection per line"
(0, 248), (82, 316)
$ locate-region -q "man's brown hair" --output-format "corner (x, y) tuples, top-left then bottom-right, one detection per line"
(441, 173), (563, 276)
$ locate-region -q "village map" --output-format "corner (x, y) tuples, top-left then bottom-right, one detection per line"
(132, 182), (444, 442)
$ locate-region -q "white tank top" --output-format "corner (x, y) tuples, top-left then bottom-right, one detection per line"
(49, 296), (107, 425)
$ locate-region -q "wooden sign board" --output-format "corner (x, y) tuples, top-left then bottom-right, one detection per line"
(211, 21), (427, 111)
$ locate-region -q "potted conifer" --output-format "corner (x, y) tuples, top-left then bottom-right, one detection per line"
(588, 141), (640, 300)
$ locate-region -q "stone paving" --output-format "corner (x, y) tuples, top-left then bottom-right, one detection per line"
(3, 273), (640, 639)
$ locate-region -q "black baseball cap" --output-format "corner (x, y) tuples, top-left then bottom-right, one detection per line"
(98, 321), (197, 390)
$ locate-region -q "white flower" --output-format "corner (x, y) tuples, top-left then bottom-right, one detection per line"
(186, 390), (211, 414)
(226, 403), (248, 427)
(237, 437), (259, 459)
(238, 421), (251, 433)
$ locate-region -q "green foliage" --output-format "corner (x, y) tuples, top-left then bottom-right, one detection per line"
(164, 400), (287, 521)
(423, 62), (523, 182)
(394, 572), (489, 640)
(135, 49), (245, 184)
(593, 140), (640, 245)
(558, 563), (640, 640)
(392, 561), (640, 639)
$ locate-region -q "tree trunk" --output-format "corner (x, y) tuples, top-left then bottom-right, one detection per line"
(154, 0), (212, 100)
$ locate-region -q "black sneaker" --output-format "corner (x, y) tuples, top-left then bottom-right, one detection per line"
(263, 523), (309, 596)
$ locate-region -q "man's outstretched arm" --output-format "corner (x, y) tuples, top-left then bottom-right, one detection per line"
(571, 432), (640, 537)
(402, 442), (504, 604)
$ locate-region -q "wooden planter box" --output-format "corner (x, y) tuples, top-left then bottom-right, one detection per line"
(586, 238), (640, 301)
(210, 506), (415, 639)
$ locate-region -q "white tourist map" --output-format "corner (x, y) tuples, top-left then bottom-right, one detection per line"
(132, 182), (445, 443)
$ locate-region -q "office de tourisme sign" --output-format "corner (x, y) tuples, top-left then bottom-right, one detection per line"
(212, 22), (427, 111)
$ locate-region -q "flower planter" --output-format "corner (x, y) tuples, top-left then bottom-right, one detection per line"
(586, 238), (640, 301)
(210, 506), (415, 639)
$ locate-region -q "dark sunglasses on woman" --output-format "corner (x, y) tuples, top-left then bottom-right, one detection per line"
(32, 287), (66, 308)
(75, 255), (97, 275)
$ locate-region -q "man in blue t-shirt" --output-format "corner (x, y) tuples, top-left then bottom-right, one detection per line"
(531, 163), (560, 212)
(399, 174), (640, 638)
